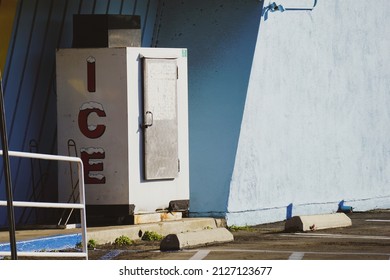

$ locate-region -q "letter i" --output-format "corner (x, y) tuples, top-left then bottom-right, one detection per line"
(87, 56), (96, 92)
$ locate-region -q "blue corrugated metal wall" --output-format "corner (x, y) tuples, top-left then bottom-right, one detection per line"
(0, 0), (158, 226)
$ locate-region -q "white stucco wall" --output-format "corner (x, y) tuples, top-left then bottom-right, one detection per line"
(227, 0), (390, 226)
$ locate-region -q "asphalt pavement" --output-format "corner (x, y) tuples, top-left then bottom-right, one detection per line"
(1, 210), (389, 260)
(89, 210), (390, 260)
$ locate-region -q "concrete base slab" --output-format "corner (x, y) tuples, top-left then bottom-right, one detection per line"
(161, 212), (182, 222)
(134, 212), (183, 224)
(285, 213), (352, 232)
(160, 228), (234, 251)
(87, 218), (220, 245)
(134, 213), (161, 224)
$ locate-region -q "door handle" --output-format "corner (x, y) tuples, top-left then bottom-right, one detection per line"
(144, 111), (153, 128)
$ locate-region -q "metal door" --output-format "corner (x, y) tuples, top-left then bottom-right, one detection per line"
(142, 58), (178, 180)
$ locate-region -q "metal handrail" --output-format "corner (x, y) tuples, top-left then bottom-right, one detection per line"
(0, 150), (88, 259)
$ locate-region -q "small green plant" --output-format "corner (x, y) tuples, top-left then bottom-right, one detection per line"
(76, 239), (98, 249)
(228, 225), (255, 232)
(141, 231), (163, 241)
(114, 235), (134, 246)
(88, 239), (98, 249)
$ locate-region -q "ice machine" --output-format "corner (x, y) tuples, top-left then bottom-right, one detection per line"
(56, 47), (190, 223)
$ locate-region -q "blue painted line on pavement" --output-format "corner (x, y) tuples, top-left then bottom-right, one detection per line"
(0, 233), (82, 252)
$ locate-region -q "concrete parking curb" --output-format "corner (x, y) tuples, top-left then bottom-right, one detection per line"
(285, 213), (352, 232)
(160, 228), (234, 251)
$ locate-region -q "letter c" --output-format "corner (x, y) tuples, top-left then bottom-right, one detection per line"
(78, 107), (106, 139)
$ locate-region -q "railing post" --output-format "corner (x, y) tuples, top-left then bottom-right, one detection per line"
(78, 160), (88, 259)
(0, 70), (17, 260)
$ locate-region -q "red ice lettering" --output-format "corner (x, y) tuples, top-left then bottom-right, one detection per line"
(80, 148), (106, 184)
(78, 106), (106, 139)
(87, 56), (96, 92)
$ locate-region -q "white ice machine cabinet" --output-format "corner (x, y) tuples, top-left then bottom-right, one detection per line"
(56, 47), (189, 221)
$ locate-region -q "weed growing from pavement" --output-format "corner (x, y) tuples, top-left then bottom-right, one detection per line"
(76, 239), (98, 249)
(114, 235), (134, 246)
(87, 239), (98, 249)
(141, 231), (164, 241)
(228, 225), (255, 232)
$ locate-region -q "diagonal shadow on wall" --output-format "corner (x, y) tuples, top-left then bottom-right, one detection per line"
(155, 0), (264, 216)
